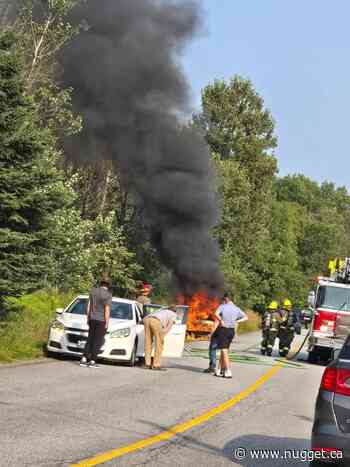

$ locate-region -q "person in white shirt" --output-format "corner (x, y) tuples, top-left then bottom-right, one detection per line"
(214, 292), (248, 378)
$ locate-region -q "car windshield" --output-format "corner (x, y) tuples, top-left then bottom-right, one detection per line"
(66, 298), (133, 320)
(316, 286), (350, 312)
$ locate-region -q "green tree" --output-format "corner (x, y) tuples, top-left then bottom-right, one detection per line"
(256, 200), (307, 304)
(14, 0), (82, 137)
(0, 32), (70, 303)
(275, 175), (350, 279)
(47, 207), (141, 295)
(198, 77), (278, 304)
(194, 76), (277, 163)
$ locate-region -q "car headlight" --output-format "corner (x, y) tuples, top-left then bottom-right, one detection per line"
(51, 320), (65, 332)
(110, 328), (131, 338)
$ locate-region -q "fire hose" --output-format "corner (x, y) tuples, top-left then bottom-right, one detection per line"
(286, 329), (311, 361)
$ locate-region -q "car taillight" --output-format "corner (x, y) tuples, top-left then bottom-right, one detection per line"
(335, 369), (350, 396)
(314, 310), (336, 333)
(321, 367), (337, 392)
(321, 367), (350, 396)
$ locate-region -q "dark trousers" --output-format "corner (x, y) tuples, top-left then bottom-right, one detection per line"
(261, 329), (278, 353)
(209, 333), (220, 369)
(278, 327), (294, 355)
(83, 320), (106, 361)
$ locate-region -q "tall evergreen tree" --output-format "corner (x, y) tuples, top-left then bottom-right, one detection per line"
(0, 32), (67, 303)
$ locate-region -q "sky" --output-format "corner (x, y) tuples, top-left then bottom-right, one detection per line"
(180, 0), (350, 188)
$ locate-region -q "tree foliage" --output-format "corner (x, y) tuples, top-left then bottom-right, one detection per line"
(197, 77), (278, 305)
(199, 78), (350, 308)
(0, 31), (68, 301)
(13, 0), (82, 136)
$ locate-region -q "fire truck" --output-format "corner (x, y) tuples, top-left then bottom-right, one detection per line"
(307, 258), (350, 363)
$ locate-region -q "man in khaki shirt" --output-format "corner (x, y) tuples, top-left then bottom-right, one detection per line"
(143, 305), (177, 371)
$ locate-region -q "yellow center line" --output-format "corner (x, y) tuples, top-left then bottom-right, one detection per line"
(71, 363), (282, 466)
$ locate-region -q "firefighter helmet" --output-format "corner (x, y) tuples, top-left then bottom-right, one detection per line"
(141, 282), (152, 294)
(282, 299), (292, 309)
(267, 301), (278, 310)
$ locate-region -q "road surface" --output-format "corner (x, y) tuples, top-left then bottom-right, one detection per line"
(0, 331), (324, 466)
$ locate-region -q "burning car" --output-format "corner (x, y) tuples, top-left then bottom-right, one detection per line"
(180, 292), (220, 340)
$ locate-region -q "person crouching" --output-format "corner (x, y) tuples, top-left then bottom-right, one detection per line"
(143, 305), (177, 371)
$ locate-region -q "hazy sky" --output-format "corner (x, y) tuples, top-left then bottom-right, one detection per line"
(181, 0), (350, 188)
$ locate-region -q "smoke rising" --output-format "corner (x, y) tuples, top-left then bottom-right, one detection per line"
(61, 0), (224, 297)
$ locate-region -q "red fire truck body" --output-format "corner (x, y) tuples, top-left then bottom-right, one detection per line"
(308, 275), (350, 363)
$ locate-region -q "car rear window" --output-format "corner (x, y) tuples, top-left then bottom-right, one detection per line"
(339, 338), (350, 360)
(66, 298), (133, 320)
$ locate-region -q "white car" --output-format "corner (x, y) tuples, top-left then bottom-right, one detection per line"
(47, 295), (187, 366)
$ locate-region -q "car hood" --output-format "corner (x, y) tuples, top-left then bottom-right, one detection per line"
(59, 313), (133, 331)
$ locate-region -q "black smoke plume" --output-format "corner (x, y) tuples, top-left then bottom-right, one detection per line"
(61, 0), (224, 297)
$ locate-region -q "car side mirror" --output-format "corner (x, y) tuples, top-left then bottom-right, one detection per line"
(332, 348), (341, 360)
(56, 308), (64, 315)
(307, 291), (316, 308)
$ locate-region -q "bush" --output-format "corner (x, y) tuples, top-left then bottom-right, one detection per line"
(237, 310), (261, 335)
(0, 290), (74, 362)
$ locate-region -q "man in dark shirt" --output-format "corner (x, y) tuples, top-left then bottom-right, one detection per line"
(80, 273), (112, 368)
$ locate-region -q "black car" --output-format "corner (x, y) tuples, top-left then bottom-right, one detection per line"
(311, 335), (350, 466)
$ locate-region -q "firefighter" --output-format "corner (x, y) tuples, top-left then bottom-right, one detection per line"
(278, 299), (301, 357)
(260, 301), (281, 356)
(136, 283), (152, 308)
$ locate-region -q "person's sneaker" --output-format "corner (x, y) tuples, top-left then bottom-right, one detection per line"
(224, 369), (232, 378)
(79, 356), (88, 367)
(88, 360), (99, 368)
(203, 367), (215, 374)
(152, 367), (167, 371)
(142, 365), (152, 369)
(214, 368), (223, 377)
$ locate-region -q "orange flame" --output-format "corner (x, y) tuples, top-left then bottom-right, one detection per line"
(177, 291), (220, 334)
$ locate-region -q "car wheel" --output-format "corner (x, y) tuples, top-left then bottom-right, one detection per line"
(308, 346), (332, 365)
(308, 348), (319, 364)
(46, 350), (61, 359)
(127, 341), (137, 367)
(319, 347), (332, 364)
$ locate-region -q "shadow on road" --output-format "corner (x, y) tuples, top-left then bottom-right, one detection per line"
(136, 419), (313, 466)
(169, 363), (207, 373)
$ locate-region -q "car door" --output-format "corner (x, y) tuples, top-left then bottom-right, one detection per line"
(333, 339), (350, 434)
(136, 306), (188, 358)
(135, 304), (145, 356)
(162, 306), (188, 358)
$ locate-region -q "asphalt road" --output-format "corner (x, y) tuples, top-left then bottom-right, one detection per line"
(0, 331), (324, 467)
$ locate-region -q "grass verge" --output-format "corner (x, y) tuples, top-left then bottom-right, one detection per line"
(0, 290), (74, 363)
(238, 310), (261, 334)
